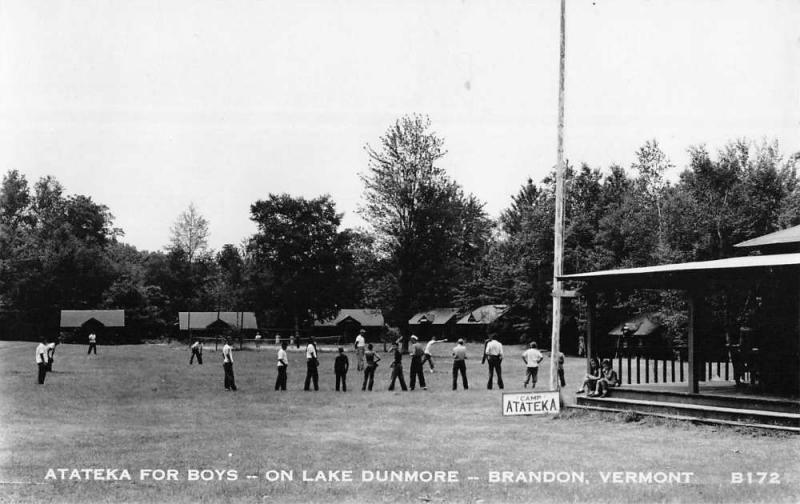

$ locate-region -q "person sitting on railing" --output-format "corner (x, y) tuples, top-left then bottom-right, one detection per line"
(575, 357), (600, 394)
(589, 359), (620, 397)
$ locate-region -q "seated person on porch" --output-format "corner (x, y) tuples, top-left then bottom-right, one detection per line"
(575, 357), (600, 394)
(590, 359), (620, 397)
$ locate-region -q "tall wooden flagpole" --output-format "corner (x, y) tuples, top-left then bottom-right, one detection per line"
(550, 0), (567, 391)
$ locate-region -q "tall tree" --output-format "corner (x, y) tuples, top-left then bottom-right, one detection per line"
(360, 114), (491, 335)
(248, 194), (354, 336)
(169, 203), (209, 262)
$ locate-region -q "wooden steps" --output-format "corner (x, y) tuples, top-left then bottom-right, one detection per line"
(568, 404), (800, 433)
(575, 392), (800, 431)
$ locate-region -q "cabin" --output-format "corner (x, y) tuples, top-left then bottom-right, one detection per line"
(178, 312), (258, 335)
(455, 304), (512, 342)
(607, 313), (670, 359)
(314, 308), (384, 343)
(60, 310), (126, 343)
(560, 226), (800, 431)
(408, 308), (460, 340)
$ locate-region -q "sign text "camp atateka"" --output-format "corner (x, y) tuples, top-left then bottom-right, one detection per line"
(502, 391), (560, 416)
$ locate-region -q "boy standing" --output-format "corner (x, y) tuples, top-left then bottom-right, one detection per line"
(354, 329), (366, 371)
(222, 338), (237, 391)
(387, 342), (408, 391)
(362, 343), (381, 391)
(409, 335), (427, 390)
(36, 338), (48, 384)
(190, 340), (203, 365)
(275, 341), (288, 391)
(334, 347), (349, 391)
(522, 341), (544, 389)
(451, 338), (468, 390)
(304, 337), (319, 391)
(87, 332), (97, 355)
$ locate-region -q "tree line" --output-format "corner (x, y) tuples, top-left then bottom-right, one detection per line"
(1, 114), (798, 346)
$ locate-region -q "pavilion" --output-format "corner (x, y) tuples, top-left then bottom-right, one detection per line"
(560, 226), (800, 430)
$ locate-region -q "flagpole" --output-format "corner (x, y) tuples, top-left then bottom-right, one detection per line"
(550, 0), (567, 391)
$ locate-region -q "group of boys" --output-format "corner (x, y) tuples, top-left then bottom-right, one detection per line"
(201, 330), (567, 393)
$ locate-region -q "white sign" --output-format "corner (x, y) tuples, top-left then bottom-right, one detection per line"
(502, 391), (560, 416)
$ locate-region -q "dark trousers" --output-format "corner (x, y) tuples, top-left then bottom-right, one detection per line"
(47, 358), (53, 372)
(37, 363), (47, 384)
(421, 353), (434, 370)
(87, 343), (96, 355)
(452, 360), (468, 390)
(388, 364), (407, 391)
(558, 368), (566, 387)
(304, 360), (319, 391)
(190, 350), (203, 365)
(223, 362), (237, 390)
(487, 356), (504, 389)
(335, 371), (347, 391)
(362, 366), (376, 390)
(525, 366), (539, 388)
(275, 366), (287, 390)
(410, 356), (426, 390)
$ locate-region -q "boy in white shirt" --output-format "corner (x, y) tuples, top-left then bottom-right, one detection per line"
(304, 337), (319, 391)
(36, 338), (48, 384)
(275, 341), (288, 390)
(222, 338), (237, 391)
(522, 341), (544, 389)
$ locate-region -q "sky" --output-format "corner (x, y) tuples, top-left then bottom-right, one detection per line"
(0, 0), (798, 252)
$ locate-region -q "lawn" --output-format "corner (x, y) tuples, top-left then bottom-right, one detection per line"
(0, 340), (797, 503)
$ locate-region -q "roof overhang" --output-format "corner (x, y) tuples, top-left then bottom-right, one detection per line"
(559, 253), (800, 290)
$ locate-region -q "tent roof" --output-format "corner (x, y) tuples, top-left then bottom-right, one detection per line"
(456, 305), (510, 325)
(315, 309), (384, 327)
(735, 225), (800, 248)
(179, 312), (258, 331)
(409, 308), (460, 325)
(608, 313), (662, 337)
(60, 310), (125, 328)
(559, 253), (800, 289)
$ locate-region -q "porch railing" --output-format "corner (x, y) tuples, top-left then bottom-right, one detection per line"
(607, 354), (751, 385)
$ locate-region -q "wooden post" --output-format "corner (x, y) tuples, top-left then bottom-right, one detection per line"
(687, 289), (702, 394)
(549, 0), (567, 392)
(585, 292), (595, 373)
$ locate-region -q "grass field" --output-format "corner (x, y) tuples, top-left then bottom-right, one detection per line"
(0, 340), (798, 504)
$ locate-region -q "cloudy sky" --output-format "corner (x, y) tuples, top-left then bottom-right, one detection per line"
(1, 0), (797, 251)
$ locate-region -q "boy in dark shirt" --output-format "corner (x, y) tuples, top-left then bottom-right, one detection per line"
(388, 342), (408, 391)
(334, 347), (350, 392)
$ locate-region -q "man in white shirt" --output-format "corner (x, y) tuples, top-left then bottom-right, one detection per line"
(36, 338), (48, 384)
(275, 341), (288, 391)
(522, 341), (544, 389)
(254, 331), (262, 350)
(354, 329), (366, 371)
(483, 335), (504, 390)
(422, 337), (445, 373)
(304, 336), (319, 391)
(87, 332), (97, 355)
(222, 338), (237, 391)
(451, 339), (468, 390)
(190, 340), (203, 365)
